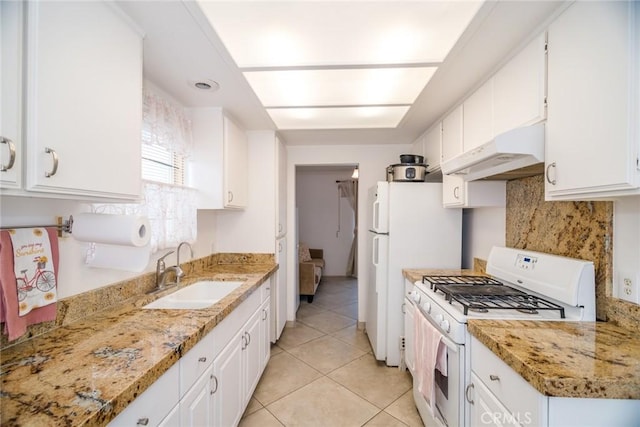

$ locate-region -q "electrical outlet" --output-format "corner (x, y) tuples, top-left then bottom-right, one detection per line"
(620, 275), (638, 304)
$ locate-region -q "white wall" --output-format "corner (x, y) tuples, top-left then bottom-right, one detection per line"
(296, 168), (355, 276)
(0, 196), (218, 298)
(462, 207), (506, 268)
(286, 144), (411, 322)
(613, 196), (640, 303)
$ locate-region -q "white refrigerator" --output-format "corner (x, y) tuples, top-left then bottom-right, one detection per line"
(366, 181), (462, 366)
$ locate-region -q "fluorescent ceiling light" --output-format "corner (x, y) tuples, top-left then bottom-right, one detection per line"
(266, 106), (410, 130)
(243, 67), (437, 107)
(198, 1), (483, 68)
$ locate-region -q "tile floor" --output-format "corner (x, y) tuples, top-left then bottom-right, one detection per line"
(240, 276), (432, 427)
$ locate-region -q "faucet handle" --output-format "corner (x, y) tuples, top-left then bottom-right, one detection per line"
(158, 251), (175, 263)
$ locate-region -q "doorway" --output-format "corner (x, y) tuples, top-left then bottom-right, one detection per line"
(295, 165), (359, 315)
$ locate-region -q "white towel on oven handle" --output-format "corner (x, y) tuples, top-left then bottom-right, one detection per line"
(414, 307), (447, 416)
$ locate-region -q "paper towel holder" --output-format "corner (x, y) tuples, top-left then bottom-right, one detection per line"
(0, 215), (73, 237)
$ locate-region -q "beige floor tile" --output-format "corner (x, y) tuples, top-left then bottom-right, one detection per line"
(266, 377), (379, 427)
(252, 352), (322, 406)
(242, 397), (263, 418)
(364, 411), (409, 427)
(276, 322), (325, 350)
(270, 344), (284, 356)
(287, 335), (367, 374)
(331, 324), (373, 352)
(328, 353), (412, 409)
(239, 408), (285, 427)
(295, 301), (326, 320)
(328, 301), (358, 319)
(298, 310), (356, 334)
(384, 390), (426, 427)
(313, 289), (358, 309)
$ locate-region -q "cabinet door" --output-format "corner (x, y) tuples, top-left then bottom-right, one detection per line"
(274, 237), (287, 341)
(493, 33), (547, 136)
(463, 81), (493, 151)
(276, 136), (287, 237)
(0, 1), (23, 191)
(24, 1), (142, 200)
(469, 373), (521, 427)
(223, 115), (248, 208)
(212, 330), (244, 427)
(158, 403), (180, 427)
(243, 307), (263, 400)
(441, 105), (464, 163)
(180, 365), (214, 427)
(546, 1), (639, 198)
(424, 123), (441, 171)
(259, 298), (271, 370)
(443, 175), (465, 207)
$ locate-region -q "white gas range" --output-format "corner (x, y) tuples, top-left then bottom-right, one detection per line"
(404, 246), (595, 427)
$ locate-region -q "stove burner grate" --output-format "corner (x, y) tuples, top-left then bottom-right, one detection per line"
(422, 275), (503, 290)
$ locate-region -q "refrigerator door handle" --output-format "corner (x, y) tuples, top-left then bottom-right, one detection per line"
(372, 235), (379, 267)
(372, 200), (380, 231)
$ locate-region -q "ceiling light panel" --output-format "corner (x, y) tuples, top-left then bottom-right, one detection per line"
(243, 67), (437, 107)
(198, 1), (484, 68)
(266, 106), (410, 129)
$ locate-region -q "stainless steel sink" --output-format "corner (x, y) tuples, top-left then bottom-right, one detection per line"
(143, 280), (244, 309)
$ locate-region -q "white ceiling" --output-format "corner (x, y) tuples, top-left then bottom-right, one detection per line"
(117, 0), (566, 146)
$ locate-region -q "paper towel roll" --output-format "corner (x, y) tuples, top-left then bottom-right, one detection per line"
(73, 213), (150, 247)
(85, 243), (151, 272)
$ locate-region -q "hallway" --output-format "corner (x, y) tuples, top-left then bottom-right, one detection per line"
(240, 276), (426, 427)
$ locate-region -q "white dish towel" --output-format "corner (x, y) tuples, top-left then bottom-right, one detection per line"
(414, 307), (447, 416)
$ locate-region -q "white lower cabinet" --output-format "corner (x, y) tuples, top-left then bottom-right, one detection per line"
(108, 281), (272, 427)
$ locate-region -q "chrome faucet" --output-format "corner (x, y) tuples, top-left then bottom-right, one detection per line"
(156, 250), (183, 290)
(175, 241), (194, 285)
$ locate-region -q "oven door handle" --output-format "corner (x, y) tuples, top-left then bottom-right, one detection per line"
(415, 303), (458, 353)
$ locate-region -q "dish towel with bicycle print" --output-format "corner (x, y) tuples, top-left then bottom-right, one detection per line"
(8, 228), (58, 316)
(0, 228), (58, 340)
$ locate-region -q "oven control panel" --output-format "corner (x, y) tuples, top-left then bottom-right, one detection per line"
(516, 254), (538, 270)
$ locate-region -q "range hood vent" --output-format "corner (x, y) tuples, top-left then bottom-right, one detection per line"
(441, 123), (545, 181)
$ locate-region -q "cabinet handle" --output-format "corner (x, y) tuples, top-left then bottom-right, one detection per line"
(198, 356), (207, 363)
(44, 147), (59, 177)
(136, 418), (149, 426)
(453, 186), (460, 199)
(278, 242), (283, 252)
(241, 334), (247, 350)
(210, 374), (218, 394)
(402, 303), (406, 314)
(489, 374), (500, 381)
(245, 331), (251, 346)
(545, 162), (556, 185)
(262, 308), (267, 320)
(465, 383), (475, 405)
(228, 191), (234, 203)
(1, 137), (16, 172)
(278, 223), (283, 233)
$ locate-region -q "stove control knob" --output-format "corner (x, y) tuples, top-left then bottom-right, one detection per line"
(411, 291), (421, 304)
(434, 314), (444, 323)
(441, 320), (450, 333)
(422, 302), (431, 313)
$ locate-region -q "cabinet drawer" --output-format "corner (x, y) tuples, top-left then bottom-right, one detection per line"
(108, 362), (179, 426)
(471, 336), (545, 425)
(180, 328), (216, 398)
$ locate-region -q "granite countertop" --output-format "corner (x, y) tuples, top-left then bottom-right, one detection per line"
(0, 262), (277, 427)
(402, 268), (486, 284)
(468, 320), (640, 399)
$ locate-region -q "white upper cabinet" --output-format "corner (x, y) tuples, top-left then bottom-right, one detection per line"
(0, 1), (23, 191)
(424, 122), (441, 171)
(493, 33), (547, 136)
(463, 80), (493, 151)
(276, 136), (287, 237)
(443, 174), (506, 208)
(190, 108), (248, 209)
(441, 105), (464, 163)
(23, 1), (142, 200)
(546, 1), (639, 199)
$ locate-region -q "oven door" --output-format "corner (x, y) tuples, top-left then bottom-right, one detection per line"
(412, 307), (464, 427)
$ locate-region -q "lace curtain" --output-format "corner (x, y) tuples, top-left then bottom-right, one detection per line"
(95, 88), (197, 252)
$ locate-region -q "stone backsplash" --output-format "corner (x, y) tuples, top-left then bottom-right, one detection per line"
(505, 175), (639, 329)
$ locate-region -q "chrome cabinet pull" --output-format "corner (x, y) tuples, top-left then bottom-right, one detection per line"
(465, 383), (474, 404)
(228, 191), (234, 203)
(545, 162), (556, 185)
(210, 374), (218, 395)
(245, 331), (251, 346)
(489, 374), (500, 381)
(241, 334), (247, 350)
(198, 356), (207, 363)
(1, 137), (16, 172)
(453, 186), (460, 199)
(136, 418), (149, 426)
(262, 308), (267, 320)
(44, 147), (59, 177)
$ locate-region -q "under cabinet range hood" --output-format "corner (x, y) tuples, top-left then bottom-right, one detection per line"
(441, 123), (545, 181)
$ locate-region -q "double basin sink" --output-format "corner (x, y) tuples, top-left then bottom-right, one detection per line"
(144, 280), (244, 309)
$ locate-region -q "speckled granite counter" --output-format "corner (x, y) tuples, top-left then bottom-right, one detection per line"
(468, 320), (640, 399)
(0, 261), (277, 426)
